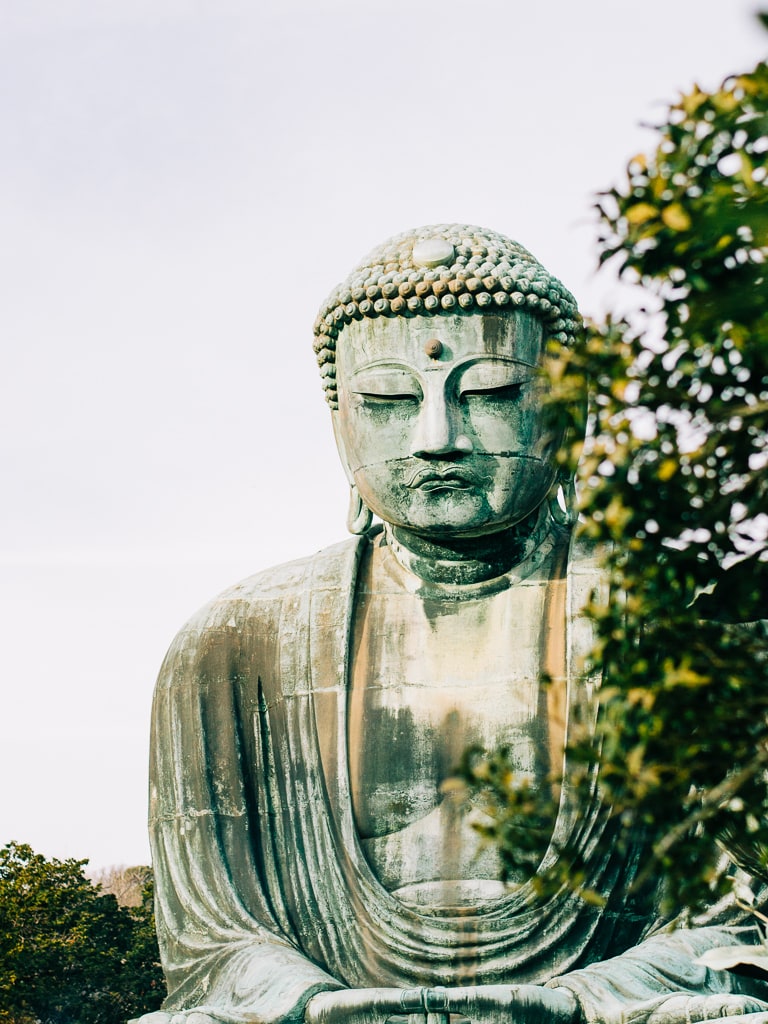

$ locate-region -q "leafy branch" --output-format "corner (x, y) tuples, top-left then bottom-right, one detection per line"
(459, 41), (768, 917)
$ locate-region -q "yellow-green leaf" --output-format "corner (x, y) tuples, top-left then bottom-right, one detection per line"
(661, 203), (692, 231)
(625, 203), (658, 226)
(740, 151), (755, 187)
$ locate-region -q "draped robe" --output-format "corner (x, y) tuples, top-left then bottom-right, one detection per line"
(149, 530), (766, 1024)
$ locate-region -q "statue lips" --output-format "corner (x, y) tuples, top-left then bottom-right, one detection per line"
(404, 466), (480, 492)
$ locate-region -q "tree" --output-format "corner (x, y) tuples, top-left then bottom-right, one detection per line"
(0, 842), (165, 1024)
(459, 39), (768, 916)
(118, 876), (166, 1017)
(89, 865), (153, 910)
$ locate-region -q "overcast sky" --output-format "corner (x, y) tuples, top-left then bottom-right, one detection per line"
(2, 0), (766, 870)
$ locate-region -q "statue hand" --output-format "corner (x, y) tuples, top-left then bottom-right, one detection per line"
(305, 988), (410, 1024)
(128, 1012), (223, 1024)
(646, 994), (768, 1024)
(442, 984), (579, 1024)
(305, 984), (580, 1024)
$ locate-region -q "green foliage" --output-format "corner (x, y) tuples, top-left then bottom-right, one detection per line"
(90, 865), (153, 910)
(0, 842), (165, 1024)
(461, 50), (768, 915)
(119, 877), (166, 1016)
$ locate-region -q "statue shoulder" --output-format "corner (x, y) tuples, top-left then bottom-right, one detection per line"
(155, 534), (367, 681)
(220, 532), (365, 607)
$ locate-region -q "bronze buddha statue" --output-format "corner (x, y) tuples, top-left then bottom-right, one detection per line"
(138, 226), (768, 1024)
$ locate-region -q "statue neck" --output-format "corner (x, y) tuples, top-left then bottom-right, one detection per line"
(383, 506), (553, 586)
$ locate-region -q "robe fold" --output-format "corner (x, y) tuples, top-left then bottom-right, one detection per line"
(149, 532), (766, 1024)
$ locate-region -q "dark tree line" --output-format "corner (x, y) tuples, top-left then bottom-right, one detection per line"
(0, 842), (165, 1024)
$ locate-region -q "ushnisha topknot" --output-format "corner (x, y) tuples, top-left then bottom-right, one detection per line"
(312, 223), (581, 408)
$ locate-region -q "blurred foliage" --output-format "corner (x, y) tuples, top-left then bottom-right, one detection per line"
(460, 48), (768, 915)
(0, 842), (165, 1024)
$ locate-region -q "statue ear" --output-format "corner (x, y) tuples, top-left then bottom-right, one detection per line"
(346, 485), (374, 535)
(546, 402), (585, 528)
(548, 473), (578, 527)
(331, 412), (374, 535)
(331, 411), (354, 485)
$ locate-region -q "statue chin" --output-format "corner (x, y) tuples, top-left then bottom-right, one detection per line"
(140, 225), (768, 1024)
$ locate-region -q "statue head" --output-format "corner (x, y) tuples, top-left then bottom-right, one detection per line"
(313, 224), (581, 539)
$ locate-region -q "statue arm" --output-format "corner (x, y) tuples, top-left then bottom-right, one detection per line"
(546, 923), (768, 1024)
(305, 985), (579, 1024)
(149, 614), (344, 1024)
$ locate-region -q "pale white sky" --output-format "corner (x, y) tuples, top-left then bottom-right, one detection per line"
(1, 0), (765, 869)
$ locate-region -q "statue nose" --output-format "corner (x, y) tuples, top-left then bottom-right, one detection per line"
(411, 393), (473, 457)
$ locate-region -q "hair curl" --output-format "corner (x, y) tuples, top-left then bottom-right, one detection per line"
(312, 223), (581, 408)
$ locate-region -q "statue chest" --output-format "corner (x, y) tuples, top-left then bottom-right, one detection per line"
(347, 540), (564, 903)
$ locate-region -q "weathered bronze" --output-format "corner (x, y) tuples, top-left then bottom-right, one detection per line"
(137, 226), (768, 1024)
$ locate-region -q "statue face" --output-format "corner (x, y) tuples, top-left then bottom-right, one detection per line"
(334, 312), (561, 538)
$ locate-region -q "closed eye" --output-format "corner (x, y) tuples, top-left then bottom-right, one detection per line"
(356, 391), (421, 403)
(456, 358), (535, 398)
(460, 382), (526, 401)
(350, 368), (422, 403)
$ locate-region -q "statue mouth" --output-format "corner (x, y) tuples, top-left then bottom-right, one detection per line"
(405, 467), (479, 491)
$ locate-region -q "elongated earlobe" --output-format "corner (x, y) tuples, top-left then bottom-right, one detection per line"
(548, 475), (578, 527)
(347, 484), (373, 535)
